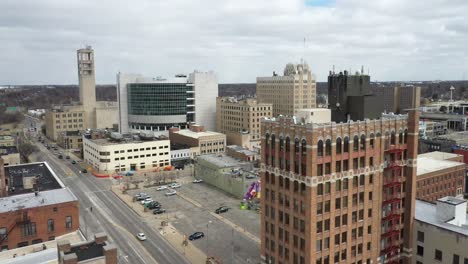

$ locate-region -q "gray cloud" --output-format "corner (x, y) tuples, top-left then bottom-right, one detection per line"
(0, 0), (467, 84)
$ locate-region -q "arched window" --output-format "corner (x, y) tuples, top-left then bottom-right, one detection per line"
(404, 129), (408, 144)
(344, 137), (349, 152)
(285, 137), (291, 152)
(325, 139), (332, 156)
(279, 136), (284, 151)
(353, 135), (359, 151)
(294, 138), (300, 153)
(398, 130), (403, 144)
(317, 140), (324, 157)
(336, 138), (342, 154)
(271, 134), (276, 149)
(360, 134), (366, 150)
(370, 133), (375, 148)
(390, 131), (396, 145)
(294, 181), (299, 192)
(376, 132), (382, 137)
(301, 139), (307, 157)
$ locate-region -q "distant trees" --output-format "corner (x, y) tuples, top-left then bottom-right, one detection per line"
(0, 107), (24, 125)
(18, 141), (38, 158)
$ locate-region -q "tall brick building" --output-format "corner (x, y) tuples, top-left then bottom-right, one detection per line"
(260, 111), (419, 264)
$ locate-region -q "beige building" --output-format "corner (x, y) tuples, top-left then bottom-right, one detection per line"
(45, 46), (118, 141)
(375, 85), (421, 114)
(226, 145), (260, 162)
(413, 197), (468, 264)
(295, 108), (331, 124)
(216, 97), (272, 150)
(45, 106), (85, 141)
(0, 136), (15, 147)
(83, 132), (171, 174)
(57, 131), (83, 151)
(0, 147), (20, 166)
(169, 125), (226, 155)
(257, 62), (316, 117)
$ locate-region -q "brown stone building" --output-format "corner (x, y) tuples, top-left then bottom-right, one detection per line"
(416, 152), (465, 202)
(169, 125), (226, 155)
(260, 111), (419, 264)
(0, 160), (79, 250)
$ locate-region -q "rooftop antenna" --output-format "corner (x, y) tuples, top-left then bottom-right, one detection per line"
(361, 65), (364, 75)
(333, 65), (335, 74)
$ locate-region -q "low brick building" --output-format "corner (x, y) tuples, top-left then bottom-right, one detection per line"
(416, 154), (465, 202)
(0, 159), (79, 250)
(58, 232), (117, 264)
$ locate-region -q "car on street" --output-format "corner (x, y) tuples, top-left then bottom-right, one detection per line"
(189, 232), (204, 241)
(165, 190), (177, 196)
(66, 156), (70, 159)
(58, 155), (63, 159)
(136, 232), (146, 241)
(82, 169), (87, 173)
(156, 185), (168, 191)
(215, 206), (229, 214)
(71, 160), (76, 164)
(193, 179), (203, 183)
(153, 208), (166, 214)
(169, 183), (181, 189)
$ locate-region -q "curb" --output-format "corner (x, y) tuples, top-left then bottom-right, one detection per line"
(109, 186), (144, 217)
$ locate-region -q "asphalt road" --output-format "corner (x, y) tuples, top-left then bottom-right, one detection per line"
(32, 138), (190, 264)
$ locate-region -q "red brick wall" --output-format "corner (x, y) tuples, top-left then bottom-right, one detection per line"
(0, 200), (80, 250)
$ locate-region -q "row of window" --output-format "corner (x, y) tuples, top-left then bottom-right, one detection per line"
(0, 216), (72, 241)
(55, 113), (83, 118)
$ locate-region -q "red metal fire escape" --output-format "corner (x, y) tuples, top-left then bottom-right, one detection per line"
(0, 210), (30, 245)
(381, 146), (404, 263)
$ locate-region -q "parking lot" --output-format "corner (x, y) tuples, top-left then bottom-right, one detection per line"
(126, 177), (261, 264)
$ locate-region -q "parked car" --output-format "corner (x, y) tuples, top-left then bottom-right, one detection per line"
(156, 185), (168, 191)
(189, 232), (204, 241)
(193, 179), (203, 183)
(169, 183), (181, 189)
(215, 206), (229, 214)
(58, 155), (63, 159)
(153, 208), (166, 214)
(165, 190), (177, 196)
(136, 195), (149, 201)
(136, 232), (146, 241)
(65, 156), (70, 159)
(148, 202), (161, 209)
(141, 198), (153, 205)
(246, 174), (256, 179)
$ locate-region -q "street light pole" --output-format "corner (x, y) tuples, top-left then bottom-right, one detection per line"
(231, 228), (234, 264)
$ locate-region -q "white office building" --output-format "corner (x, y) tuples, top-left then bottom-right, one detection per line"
(117, 71), (218, 135)
(83, 133), (171, 174)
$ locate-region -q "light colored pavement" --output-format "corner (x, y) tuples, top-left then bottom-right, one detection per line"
(124, 180), (261, 264)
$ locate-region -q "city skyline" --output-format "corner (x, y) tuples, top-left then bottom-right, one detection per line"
(1, 0), (468, 85)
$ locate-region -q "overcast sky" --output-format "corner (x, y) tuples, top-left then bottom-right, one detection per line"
(1, 0), (467, 84)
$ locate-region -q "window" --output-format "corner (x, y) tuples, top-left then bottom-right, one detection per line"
(353, 135), (359, 151)
(0, 228), (6, 241)
(317, 140), (323, 157)
(417, 245), (424, 256)
(21, 222), (36, 237)
(318, 184), (323, 195)
(65, 216), (72, 229)
(453, 254), (460, 264)
(435, 249), (442, 261)
(344, 137), (349, 152)
(47, 219), (54, 232)
(325, 139), (332, 156)
(336, 138), (342, 154)
(317, 221), (322, 232)
(417, 231), (424, 243)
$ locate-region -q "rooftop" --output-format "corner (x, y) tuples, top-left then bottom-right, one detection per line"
(4, 162), (64, 196)
(0, 187), (78, 213)
(415, 199), (468, 236)
(198, 154), (248, 168)
(418, 151), (462, 161)
(226, 145), (258, 156)
(416, 157), (465, 176)
(0, 136), (14, 141)
(87, 136), (168, 146)
(0, 146), (19, 155)
(438, 131), (468, 145)
(173, 129), (225, 139)
(0, 231), (84, 264)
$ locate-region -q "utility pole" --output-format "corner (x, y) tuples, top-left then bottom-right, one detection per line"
(231, 228), (234, 264)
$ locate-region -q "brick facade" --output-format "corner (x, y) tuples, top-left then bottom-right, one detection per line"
(260, 111), (418, 264)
